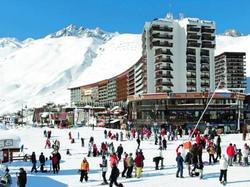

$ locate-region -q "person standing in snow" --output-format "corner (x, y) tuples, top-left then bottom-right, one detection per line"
(30, 152), (38, 173)
(100, 155), (108, 184)
(80, 158), (89, 182)
(226, 143), (235, 166)
(51, 153), (58, 174)
(134, 151), (143, 178)
(39, 152), (46, 172)
(126, 153), (134, 178)
(219, 154), (228, 185)
(242, 143), (249, 166)
(121, 153), (128, 177)
(116, 144), (123, 161)
(55, 151), (61, 172)
(176, 152), (184, 178)
(109, 164), (121, 187)
(17, 168), (27, 187)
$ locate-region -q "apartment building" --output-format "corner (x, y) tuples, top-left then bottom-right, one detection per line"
(142, 15), (216, 93)
(215, 52), (246, 93)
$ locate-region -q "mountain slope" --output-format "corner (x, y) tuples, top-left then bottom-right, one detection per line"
(0, 26), (141, 114)
(0, 25), (249, 115)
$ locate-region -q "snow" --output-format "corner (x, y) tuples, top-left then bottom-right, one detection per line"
(0, 126), (250, 187)
(0, 25), (249, 114)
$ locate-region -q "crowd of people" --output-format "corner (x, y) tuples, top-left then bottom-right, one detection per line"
(0, 125), (249, 187)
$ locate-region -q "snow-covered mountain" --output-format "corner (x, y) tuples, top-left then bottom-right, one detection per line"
(0, 25), (142, 114)
(0, 25), (249, 114)
(223, 29), (243, 37)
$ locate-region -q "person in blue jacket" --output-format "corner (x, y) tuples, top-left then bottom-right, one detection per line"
(176, 152), (184, 178)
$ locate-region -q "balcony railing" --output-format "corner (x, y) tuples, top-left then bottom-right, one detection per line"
(187, 33), (201, 40)
(155, 49), (173, 56)
(202, 35), (215, 41)
(201, 42), (216, 48)
(151, 41), (173, 47)
(187, 65), (196, 71)
(186, 48), (196, 55)
(187, 26), (201, 32)
(187, 41), (201, 48)
(151, 25), (173, 32)
(186, 56), (196, 63)
(151, 33), (173, 40)
(201, 27), (215, 33)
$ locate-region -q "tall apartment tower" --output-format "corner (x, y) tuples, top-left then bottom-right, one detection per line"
(215, 52), (246, 93)
(142, 15), (216, 93)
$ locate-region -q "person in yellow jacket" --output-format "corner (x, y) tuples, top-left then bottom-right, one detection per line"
(80, 158), (89, 182)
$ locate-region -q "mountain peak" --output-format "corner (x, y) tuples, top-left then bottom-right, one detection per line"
(46, 24), (117, 41)
(223, 29), (243, 37)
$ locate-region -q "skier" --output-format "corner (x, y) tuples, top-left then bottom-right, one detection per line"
(104, 129), (108, 139)
(242, 143), (249, 166)
(207, 142), (216, 165)
(162, 138), (167, 150)
(55, 151), (61, 172)
(100, 155), (108, 185)
(153, 147), (164, 170)
(80, 158), (89, 182)
(219, 154), (228, 185)
(136, 137), (141, 149)
(185, 150), (193, 176)
(109, 164), (121, 187)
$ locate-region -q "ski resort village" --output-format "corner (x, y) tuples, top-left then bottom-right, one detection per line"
(0, 2), (250, 187)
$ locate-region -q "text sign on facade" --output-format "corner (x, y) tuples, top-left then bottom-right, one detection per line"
(4, 139), (13, 147)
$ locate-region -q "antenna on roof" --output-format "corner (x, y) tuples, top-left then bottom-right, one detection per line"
(179, 13), (184, 20)
(166, 0), (173, 20)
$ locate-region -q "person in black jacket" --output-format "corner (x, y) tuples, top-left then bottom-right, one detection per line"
(116, 144), (124, 161)
(17, 168), (27, 187)
(39, 152), (46, 172)
(31, 152), (38, 173)
(185, 151), (193, 176)
(55, 151), (61, 172)
(109, 164), (120, 187)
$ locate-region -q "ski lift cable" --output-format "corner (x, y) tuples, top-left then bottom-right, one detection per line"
(188, 80), (221, 140)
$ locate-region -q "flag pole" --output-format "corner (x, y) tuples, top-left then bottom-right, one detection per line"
(189, 81), (221, 140)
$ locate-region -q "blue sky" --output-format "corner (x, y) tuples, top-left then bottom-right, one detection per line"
(0, 0), (249, 40)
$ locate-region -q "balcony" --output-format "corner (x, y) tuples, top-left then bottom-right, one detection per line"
(155, 56), (173, 63)
(187, 25), (201, 32)
(187, 41), (201, 48)
(155, 48), (173, 56)
(151, 33), (173, 40)
(202, 34), (215, 41)
(151, 25), (173, 32)
(186, 48), (196, 56)
(200, 49), (209, 56)
(151, 41), (173, 48)
(201, 27), (215, 33)
(186, 56), (196, 63)
(187, 65), (196, 71)
(156, 86), (172, 93)
(201, 65), (209, 71)
(202, 42), (215, 48)
(201, 73), (209, 79)
(201, 57), (210, 64)
(187, 73), (196, 78)
(187, 33), (201, 40)
(201, 82), (210, 87)
(187, 81), (196, 87)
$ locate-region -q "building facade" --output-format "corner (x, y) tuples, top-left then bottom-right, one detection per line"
(127, 92), (245, 130)
(215, 52), (246, 93)
(142, 16), (216, 93)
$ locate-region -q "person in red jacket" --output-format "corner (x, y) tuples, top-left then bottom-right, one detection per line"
(226, 143), (235, 166)
(134, 152), (144, 178)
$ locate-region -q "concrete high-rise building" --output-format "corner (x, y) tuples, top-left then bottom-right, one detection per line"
(142, 15), (216, 93)
(215, 52), (246, 93)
